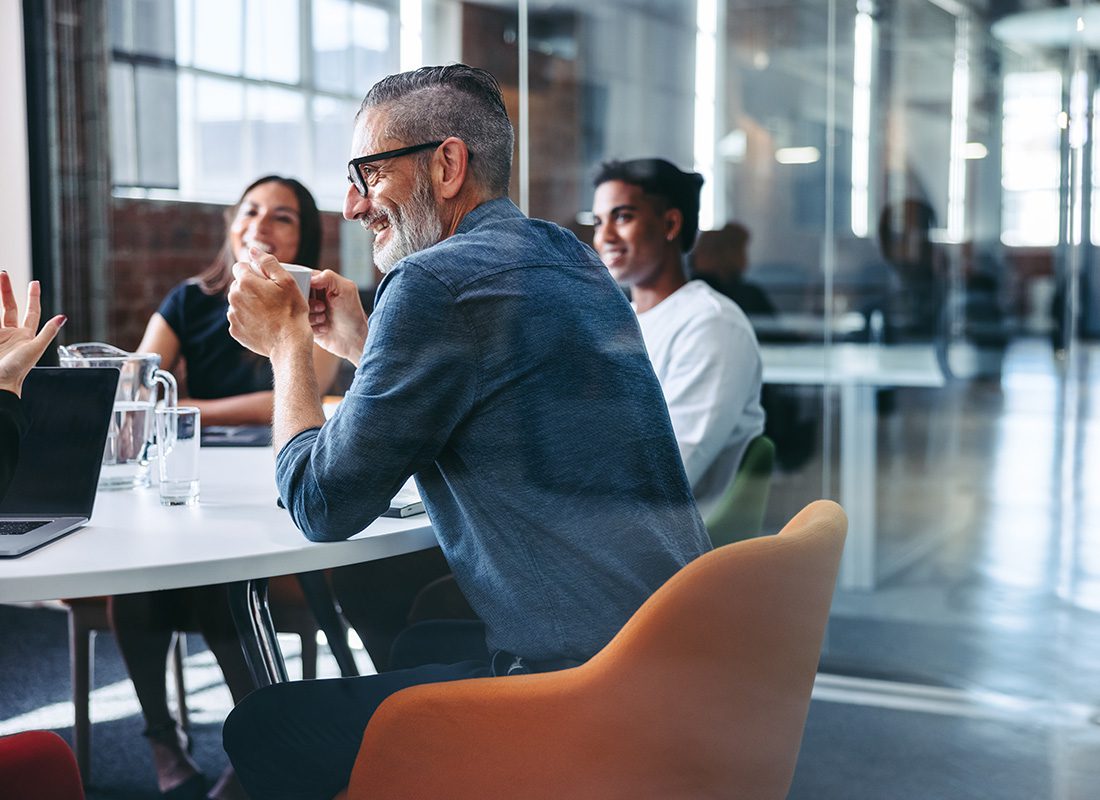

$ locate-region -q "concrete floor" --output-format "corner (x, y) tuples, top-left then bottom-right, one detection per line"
(780, 339), (1100, 798)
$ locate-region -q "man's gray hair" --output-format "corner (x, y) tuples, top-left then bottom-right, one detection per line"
(358, 64), (514, 196)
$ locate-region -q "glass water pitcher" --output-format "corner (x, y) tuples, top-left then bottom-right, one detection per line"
(58, 342), (178, 490)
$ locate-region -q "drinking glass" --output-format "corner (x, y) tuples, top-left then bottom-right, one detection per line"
(156, 406), (200, 506)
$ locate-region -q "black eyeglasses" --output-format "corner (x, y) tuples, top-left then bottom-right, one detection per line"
(346, 141), (444, 196)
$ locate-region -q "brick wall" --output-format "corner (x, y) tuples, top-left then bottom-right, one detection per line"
(108, 197), (344, 350)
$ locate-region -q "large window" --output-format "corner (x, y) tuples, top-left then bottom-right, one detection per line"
(1001, 70), (1062, 247)
(109, 0), (398, 209)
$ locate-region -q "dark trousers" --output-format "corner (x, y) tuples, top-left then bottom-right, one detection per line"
(223, 658), (491, 800)
(329, 548), (475, 672)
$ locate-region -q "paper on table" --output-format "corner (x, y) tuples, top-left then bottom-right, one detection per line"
(383, 477), (425, 518)
(322, 397), (342, 420)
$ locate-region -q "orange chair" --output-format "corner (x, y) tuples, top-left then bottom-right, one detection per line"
(341, 500), (846, 800)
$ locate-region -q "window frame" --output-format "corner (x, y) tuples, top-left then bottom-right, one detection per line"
(109, 0), (400, 210)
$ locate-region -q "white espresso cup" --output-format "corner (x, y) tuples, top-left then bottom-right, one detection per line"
(282, 263), (313, 298)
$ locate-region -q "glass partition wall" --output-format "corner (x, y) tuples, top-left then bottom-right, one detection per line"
(32, 0), (1100, 794)
(494, 0), (1100, 793)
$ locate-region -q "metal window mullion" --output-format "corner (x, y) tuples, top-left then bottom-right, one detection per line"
(129, 62), (141, 189)
(821, 0), (837, 503)
(518, 0), (529, 215)
(239, 0), (254, 179)
(346, 0), (354, 96)
(302, 0), (315, 189)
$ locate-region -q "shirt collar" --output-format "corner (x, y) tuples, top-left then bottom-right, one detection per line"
(454, 196), (524, 236)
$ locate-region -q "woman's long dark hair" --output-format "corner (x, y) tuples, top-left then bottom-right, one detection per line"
(197, 175), (323, 294)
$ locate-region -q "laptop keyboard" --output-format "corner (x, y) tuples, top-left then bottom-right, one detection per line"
(0, 520), (51, 536)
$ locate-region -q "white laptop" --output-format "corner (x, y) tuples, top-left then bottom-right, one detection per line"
(0, 367), (119, 557)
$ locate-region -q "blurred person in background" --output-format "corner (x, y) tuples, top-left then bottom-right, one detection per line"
(693, 222), (817, 472)
(693, 222), (778, 319)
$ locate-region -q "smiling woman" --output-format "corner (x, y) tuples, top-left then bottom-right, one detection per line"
(228, 186), (302, 272)
(138, 175), (335, 418)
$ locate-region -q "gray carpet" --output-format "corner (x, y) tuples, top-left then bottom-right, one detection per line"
(0, 603), (233, 799)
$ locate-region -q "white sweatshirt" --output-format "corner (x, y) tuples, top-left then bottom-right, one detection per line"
(635, 280), (766, 518)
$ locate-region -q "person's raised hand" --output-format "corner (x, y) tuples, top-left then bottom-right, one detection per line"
(308, 269), (369, 364)
(0, 271), (66, 397)
(226, 247), (311, 358)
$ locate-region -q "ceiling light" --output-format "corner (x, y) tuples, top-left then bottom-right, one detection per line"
(775, 146), (820, 165)
(964, 142), (988, 159)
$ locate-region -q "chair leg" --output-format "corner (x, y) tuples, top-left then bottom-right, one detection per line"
(301, 628), (318, 680)
(296, 571), (359, 677)
(68, 614), (93, 784)
(171, 632), (189, 733)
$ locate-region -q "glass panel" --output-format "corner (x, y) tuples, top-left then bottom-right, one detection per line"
(1003, 190), (1060, 247)
(313, 0), (352, 93)
(312, 95), (357, 209)
(89, 0), (1100, 793)
(540, 1), (1100, 792)
(1002, 70), (1062, 246)
(192, 0), (243, 75)
(108, 62), (138, 185)
(184, 74), (246, 196)
(244, 0), (301, 83)
(135, 66), (180, 188)
(107, 0), (130, 52)
(133, 0), (176, 59)
(351, 2), (393, 90)
(702, 0), (842, 569)
(176, 0), (194, 66)
(575, 4), (697, 210)
(246, 85), (307, 178)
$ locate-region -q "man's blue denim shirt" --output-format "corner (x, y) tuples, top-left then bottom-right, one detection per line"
(276, 197), (710, 663)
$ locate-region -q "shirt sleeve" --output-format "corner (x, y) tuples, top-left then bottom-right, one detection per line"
(156, 282), (189, 338)
(275, 265), (479, 542)
(659, 314), (762, 488)
(0, 390), (28, 502)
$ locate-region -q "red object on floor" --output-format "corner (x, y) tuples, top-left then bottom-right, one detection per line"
(0, 731), (85, 800)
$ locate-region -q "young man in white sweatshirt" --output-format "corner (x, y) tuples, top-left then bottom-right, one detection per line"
(591, 158), (765, 518)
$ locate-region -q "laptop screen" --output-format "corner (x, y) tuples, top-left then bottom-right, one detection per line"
(0, 367), (119, 517)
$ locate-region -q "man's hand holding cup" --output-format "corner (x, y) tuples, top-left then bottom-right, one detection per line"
(227, 246), (313, 358)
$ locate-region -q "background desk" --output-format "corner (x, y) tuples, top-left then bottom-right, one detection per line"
(0, 447), (437, 681)
(760, 343), (946, 590)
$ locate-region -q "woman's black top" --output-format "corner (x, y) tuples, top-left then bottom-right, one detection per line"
(157, 281), (274, 399)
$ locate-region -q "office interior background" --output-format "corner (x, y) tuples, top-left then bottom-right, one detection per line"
(2, 0), (1100, 797)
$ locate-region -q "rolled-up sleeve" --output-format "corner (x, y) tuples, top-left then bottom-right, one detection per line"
(275, 265), (478, 541)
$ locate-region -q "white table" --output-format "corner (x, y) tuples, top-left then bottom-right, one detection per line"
(0, 447), (437, 681)
(760, 343), (945, 590)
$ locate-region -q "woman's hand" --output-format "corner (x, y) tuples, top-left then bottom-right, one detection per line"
(0, 271), (66, 397)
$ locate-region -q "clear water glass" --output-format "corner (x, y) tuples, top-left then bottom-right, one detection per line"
(156, 406), (200, 506)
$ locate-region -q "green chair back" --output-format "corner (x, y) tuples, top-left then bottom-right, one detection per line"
(703, 435), (775, 548)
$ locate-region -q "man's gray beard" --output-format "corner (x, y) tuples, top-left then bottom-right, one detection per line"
(372, 173), (444, 274)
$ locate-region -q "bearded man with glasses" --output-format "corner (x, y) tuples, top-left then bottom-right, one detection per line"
(223, 63), (710, 800)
